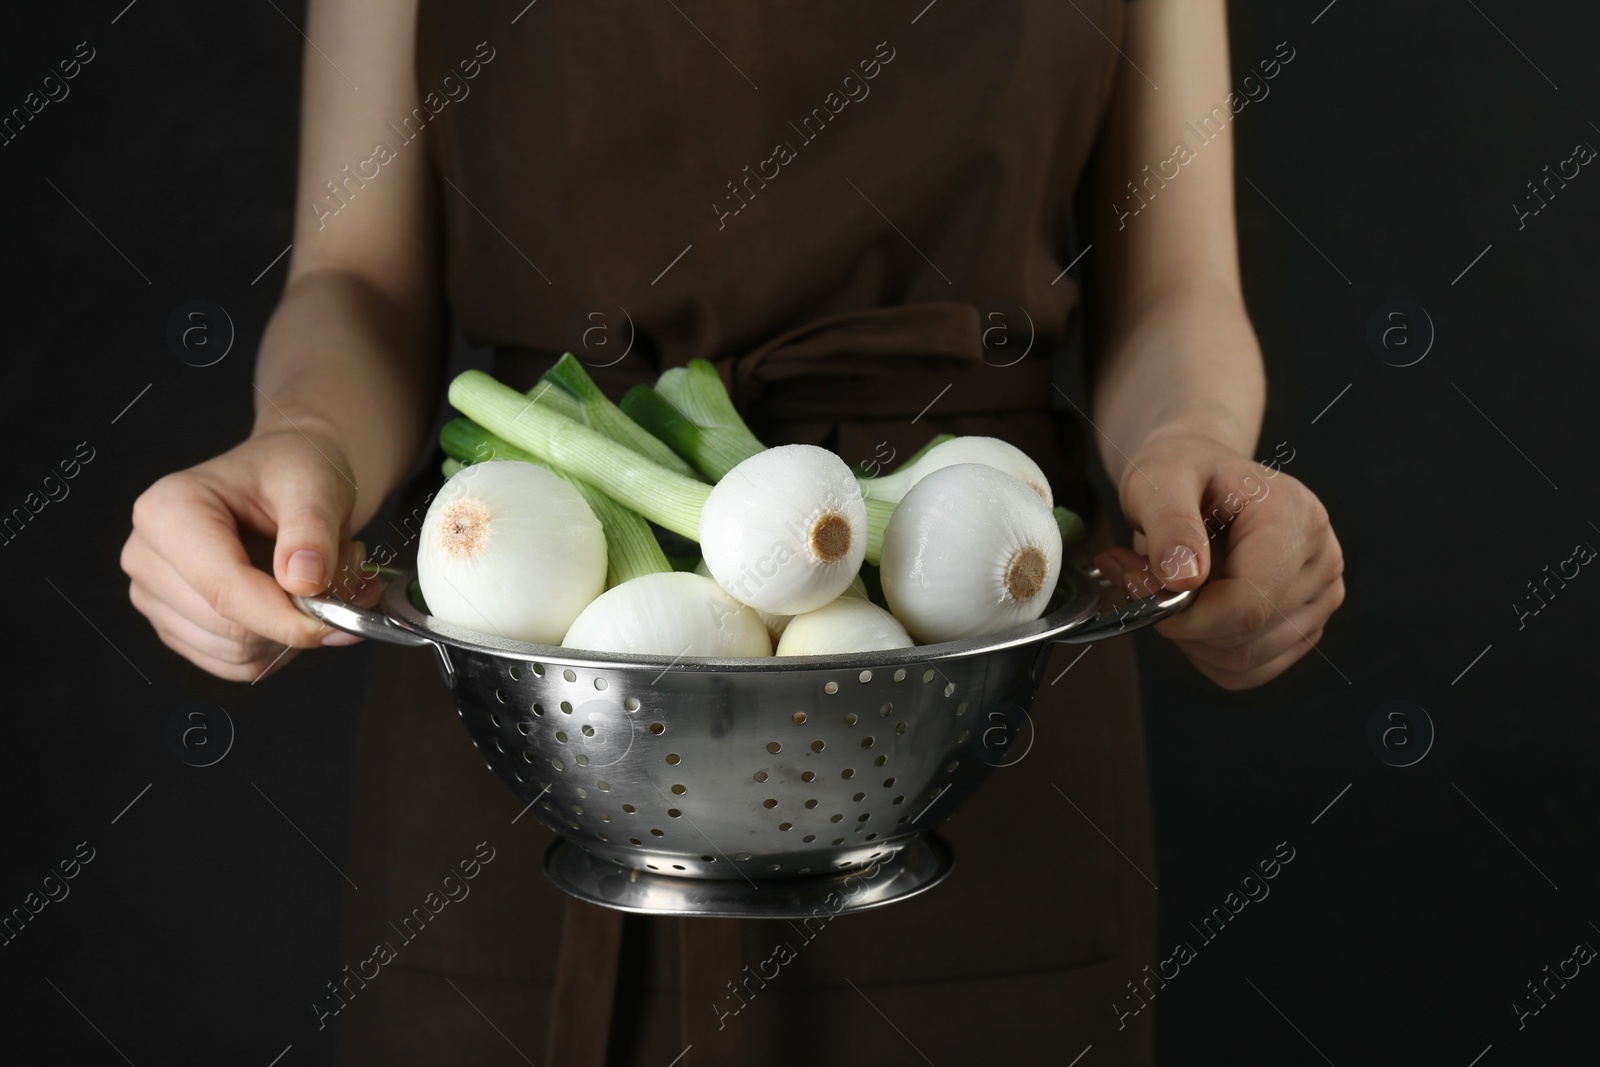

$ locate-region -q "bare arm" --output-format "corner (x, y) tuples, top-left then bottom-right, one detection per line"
(1086, 0), (1265, 478)
(1081, 0), (1344, 690)
(258, 0), (444, 525)
(124, 0), (445, 680)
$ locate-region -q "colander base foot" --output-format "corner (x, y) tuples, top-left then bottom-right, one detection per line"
(542, 835), (954, 918)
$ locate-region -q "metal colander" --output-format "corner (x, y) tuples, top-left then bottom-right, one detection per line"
(297, 565), (1191, 918)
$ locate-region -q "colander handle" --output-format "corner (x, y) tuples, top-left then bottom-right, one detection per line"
(292, 567), (436, 649)
(1034, 566), (1196, 673)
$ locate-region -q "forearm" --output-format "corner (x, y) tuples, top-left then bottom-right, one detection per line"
(1078, 0), (1264, 488)
(253, 266), (443, 529)
(1089, 279), (1265, 488)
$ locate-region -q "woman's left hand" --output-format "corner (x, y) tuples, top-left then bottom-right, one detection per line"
(1091, 431), (1345, 691)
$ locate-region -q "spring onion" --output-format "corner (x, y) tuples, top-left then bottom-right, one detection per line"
(449, 370), (867, 614)
(417, 461), (607, 644)
(562, 571), (771, 657)
(879, 463), (1062, 644)
(861, 436), (1052, 507)
(540, 354), (703, 480)
(612, 360), (758, 484)
(775, 595), (913, 656)
(620, 360), (899, 561)
(1054, 505), (1086, 550)
(441, 418), (668, 587)
(693, 558), (868, 646)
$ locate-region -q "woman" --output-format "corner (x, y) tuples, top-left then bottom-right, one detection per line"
(121, 0), (1344, 1063)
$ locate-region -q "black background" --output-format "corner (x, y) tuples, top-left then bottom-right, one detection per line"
(2, 1), (1597, 1064)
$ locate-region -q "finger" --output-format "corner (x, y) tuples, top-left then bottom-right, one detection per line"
(1188, 626), (1326, 692)
(130, 581), (271, 665)
(1114, 456), (1213, 593)
(134, 476), (332, 649)
(1151, 488), (1316, 642)
(1153, 575), (1278, 645)
(326, 541), (385, 609)
(1169, 583), (1340, 673)
(260, 459), (357, 598)
(1094, 545), (1176, 601)
(141, 600), (303, 683)
(125, 530), (264, 643)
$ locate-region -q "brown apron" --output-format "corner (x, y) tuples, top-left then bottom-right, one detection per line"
(333, 1), (1155, 1063)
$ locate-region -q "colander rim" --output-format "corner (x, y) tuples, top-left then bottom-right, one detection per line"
(374, 563), (1118, 672)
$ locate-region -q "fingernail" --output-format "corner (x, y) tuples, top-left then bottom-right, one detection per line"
(321, 631), (363, 647)
(288, 549), (323, 587)
(1099, 557), (1126, 589)
(1160, 544), (1200, 581)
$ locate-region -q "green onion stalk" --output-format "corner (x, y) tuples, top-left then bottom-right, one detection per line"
(617, 360), (918, 559)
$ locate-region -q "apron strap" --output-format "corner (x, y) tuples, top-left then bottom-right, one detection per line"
(678, 918), (745, 1066)
(544, 897), (626, 1067)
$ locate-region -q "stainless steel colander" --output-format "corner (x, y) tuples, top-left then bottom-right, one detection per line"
(296, 564), (1192, 918)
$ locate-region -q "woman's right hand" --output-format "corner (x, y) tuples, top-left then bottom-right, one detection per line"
(121, 422), (380, 682)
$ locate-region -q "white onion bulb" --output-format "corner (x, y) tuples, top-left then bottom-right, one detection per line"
(417, 461), (606, 644)
(695, 558), (869, 646)
(776, 596), (914, 656)
(698, 444), (868, 615)
(864, 436), (1052, 507)
(879, 463), (1061, 644)
(562, 572), (771, 657)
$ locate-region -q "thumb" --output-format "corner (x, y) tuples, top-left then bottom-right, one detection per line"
(1096, 460), (1212, 596)
(264, 469), (354, 598)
